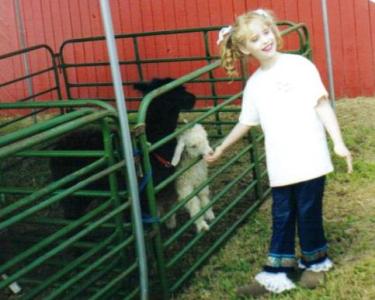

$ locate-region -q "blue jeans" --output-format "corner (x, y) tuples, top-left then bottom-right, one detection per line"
(264, 176), (328, 273)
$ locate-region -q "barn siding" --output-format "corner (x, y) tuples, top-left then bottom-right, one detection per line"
(0, 0), (374, 102)
(0, 0), (24, 101)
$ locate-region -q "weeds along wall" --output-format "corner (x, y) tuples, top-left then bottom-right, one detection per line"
(0, 23), (310, 299)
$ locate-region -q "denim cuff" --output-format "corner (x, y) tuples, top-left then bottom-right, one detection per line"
(299, 255), (328, 268)
(264, 254), (297, 273)
(300, 245), (328, 267)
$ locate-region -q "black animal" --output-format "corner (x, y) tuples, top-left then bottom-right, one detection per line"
(50, 78), (196, 219)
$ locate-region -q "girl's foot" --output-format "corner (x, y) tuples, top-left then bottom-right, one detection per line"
(236, 271), (296, 298)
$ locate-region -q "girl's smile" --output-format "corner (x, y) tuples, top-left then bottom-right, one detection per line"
(262, 42), (274, 52)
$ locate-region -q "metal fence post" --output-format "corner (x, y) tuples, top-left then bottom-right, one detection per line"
(99, 1), (148, 299)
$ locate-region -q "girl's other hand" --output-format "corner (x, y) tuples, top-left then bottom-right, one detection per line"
(204, 146), (224, 164)
(334, 143), (353, 173)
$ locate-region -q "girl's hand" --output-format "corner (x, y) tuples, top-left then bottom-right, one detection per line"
(334, 143), (353, 173)
(204, 146), (224, 164)
(204, 123), (251, 164)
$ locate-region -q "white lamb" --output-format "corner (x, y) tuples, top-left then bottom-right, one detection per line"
(170, 124), (215, 232)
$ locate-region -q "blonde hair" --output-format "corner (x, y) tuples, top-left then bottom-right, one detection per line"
(219, 9), (283, 77)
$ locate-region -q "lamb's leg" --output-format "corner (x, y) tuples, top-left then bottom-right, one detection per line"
(185, 196), (209, 232)
(199, 187), (215, 222)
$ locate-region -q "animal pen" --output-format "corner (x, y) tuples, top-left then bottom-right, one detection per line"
(0, 18), (311, 300)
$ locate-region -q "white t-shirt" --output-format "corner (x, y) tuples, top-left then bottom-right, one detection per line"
(239, 53), (334, 187)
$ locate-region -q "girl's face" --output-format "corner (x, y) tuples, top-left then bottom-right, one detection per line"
(240, 19), (278, 64)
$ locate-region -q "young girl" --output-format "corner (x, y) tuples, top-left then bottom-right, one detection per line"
(205, 9), (353, 297)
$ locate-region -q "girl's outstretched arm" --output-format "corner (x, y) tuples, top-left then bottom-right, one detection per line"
(204, 123), (251, 163)
(315, 97), (353, 173)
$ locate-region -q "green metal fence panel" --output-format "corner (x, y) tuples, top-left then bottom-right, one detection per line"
(0, 45), (63, 126)
(0, 101), (143, 299)
(59, 25), (250, 108)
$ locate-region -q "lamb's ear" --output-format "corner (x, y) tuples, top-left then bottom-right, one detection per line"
(171, 138), (185, 166)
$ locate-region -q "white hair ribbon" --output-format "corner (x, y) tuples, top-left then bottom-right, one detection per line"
(216, 26), (233, 45)
(254, 9), (269, 18)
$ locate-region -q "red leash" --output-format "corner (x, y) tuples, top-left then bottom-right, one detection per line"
(152, 153), (173, 168)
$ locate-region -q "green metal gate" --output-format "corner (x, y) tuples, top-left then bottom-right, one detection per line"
(0, 101), (142, 299)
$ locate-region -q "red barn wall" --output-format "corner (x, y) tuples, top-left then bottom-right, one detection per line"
(0, 0), (374, 103)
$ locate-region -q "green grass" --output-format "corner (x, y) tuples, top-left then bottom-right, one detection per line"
(174, 97), (375, 300)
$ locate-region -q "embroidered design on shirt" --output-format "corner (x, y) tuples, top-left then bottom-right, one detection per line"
(275, 81), (294, 93)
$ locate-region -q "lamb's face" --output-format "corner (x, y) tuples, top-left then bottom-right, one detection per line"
(183, 125), (213, 158)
